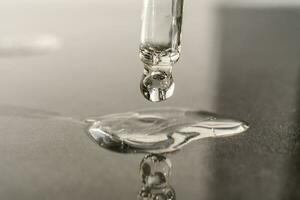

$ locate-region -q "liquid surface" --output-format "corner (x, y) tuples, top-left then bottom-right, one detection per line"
(87, 108), (249, 154)
(140, 45), (180, 66)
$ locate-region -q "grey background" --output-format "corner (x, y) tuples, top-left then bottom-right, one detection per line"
(0, 1), (299, 200)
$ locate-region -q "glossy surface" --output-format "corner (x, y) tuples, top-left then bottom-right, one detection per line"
(0, 1), (299, 200)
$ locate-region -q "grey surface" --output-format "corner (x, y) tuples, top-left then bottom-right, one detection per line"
(0, 1), (299, 200)
(213, 7), (300, 200)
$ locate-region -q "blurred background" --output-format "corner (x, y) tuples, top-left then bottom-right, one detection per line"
(0, 0), (300, 199)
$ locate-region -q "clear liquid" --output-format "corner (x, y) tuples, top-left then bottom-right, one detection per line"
(138, 154), (175, 200)
(140, 0), (184, 66)
(140, 65), (174, 102)
(86, 108), (249, 154)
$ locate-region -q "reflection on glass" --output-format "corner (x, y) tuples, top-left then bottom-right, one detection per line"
(138, 154), (175, 200)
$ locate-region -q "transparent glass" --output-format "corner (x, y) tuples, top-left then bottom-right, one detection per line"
(140, 0), (184, 66)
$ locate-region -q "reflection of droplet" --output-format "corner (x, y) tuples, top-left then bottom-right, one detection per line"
(140, 65), (174, 102)
(138, 154), (176, 200)
(87, 107), (249, 154)
(140, 154), (171, 187)
(0, 34), (62, 57)
(138, 185), (176, 200)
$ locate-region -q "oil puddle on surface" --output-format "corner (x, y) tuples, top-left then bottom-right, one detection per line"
(0, 105), (249, 154)
(86, 107), (249, 154)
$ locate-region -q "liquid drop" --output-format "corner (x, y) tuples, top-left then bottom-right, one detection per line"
(140, 65), (174, 102)
(86, 107), (249, 154)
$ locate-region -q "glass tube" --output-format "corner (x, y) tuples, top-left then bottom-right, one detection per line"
(140, 0), (184, 66)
